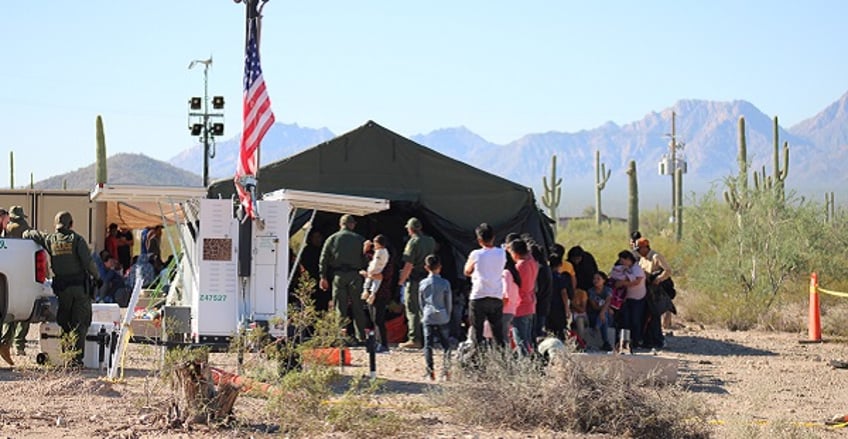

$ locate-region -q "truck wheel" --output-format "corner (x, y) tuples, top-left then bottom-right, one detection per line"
(36, 352), (47, 365)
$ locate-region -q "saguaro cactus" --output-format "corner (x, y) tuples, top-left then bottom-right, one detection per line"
(772, 116), (789, 201)
(595, 150), (611, 225)
(9, 151), (14, 189)
(542, 154), (562, 234)
(626, 160), (639, 237)
(752, 117), (790, 202)
(724, 116), (750, 213)
(96, 115), (107, 186)
(826, 192), (836, 224)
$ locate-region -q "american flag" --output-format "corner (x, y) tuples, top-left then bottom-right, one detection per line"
(235, 19), (275, 218)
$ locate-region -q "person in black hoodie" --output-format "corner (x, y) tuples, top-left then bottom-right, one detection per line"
(531, 243), (553, 343)
(568, 246), (599, 292)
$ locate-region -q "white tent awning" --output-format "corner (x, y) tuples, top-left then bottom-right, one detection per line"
(89, 184), (207, 203)
(262, 189), (390, 216)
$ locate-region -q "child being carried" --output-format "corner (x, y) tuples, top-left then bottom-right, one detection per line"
(360, 234), (389, 304)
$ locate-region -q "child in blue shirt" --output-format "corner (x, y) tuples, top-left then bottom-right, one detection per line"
(419, 254), (452, 381)
(588, 271), (615, 351)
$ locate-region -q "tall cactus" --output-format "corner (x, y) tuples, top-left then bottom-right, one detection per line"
(9, 151), (13, 189)
(826, 192), (835, 224)
(675, 167), (683, 241)
(542, 154), (562, 234)
(751, 117), (790, 202)
(95, 115), (107, 186)
(772, 116), (789, 202)
(594, 150), (611, 225)
(738, 116), (747, 191)
(724, 116), (750, 213)
(29, 172), (33, 190)
(626, 160), (639, 237)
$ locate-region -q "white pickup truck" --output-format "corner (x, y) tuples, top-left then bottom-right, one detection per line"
(0, 238), (58, 324)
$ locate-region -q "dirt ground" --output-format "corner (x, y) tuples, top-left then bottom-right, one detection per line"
(1, 322), (847, 438)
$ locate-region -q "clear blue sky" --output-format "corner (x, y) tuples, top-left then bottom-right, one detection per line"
(1, 1), (846, 183)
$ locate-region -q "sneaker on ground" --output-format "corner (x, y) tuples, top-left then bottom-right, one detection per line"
(399, 340), (422, 349)
(423, 371), (435, 381)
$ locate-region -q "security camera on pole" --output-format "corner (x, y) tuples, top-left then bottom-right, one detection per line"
(188, 57), (225, 187)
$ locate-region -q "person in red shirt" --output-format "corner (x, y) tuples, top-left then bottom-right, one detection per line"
(105, 223), (120, 261)
(508, 239), (538, 356)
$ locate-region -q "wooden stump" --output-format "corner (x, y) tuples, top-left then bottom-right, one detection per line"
(169, 355), (240, 425)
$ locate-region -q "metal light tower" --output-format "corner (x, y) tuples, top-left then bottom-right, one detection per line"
(188, 57), (225, 187)
(658, 111), (687, 225)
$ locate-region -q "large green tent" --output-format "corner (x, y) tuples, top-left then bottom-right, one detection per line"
(208, 120), (553, 281)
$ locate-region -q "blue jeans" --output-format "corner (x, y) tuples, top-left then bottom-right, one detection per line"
(622, 298), (646, 347)
(590, 310), (615, 346)
(424, 324), (451, 374)
(511, 315), (534, 356)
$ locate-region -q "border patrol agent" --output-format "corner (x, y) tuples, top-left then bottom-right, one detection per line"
(25, 211), (100, 366)
(319, 214), (368, 343)
(398, 217), (436, 349)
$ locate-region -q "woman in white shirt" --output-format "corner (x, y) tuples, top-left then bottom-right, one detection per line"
(614, 250), (646, 351)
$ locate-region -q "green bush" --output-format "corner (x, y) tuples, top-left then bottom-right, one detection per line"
(679, 186), (848, 330)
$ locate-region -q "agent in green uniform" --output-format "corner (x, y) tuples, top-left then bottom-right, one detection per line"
(398, 217), (436, 349)
(24, 211), (100, 366)
(0, 206), (32, 359)
(319, 214), (368, 343)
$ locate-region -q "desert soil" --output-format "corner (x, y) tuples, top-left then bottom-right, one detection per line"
(1, 322), (847, 438)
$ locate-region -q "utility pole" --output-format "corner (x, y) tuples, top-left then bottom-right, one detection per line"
(659, 111), (686, 227)
(188, 58), (225, 187)
(670, 112), (677, 221)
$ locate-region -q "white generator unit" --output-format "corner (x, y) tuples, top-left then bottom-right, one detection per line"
(37, 303), (121, 369)
(182, 198), (291, 342)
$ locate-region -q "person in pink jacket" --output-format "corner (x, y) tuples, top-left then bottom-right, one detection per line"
(508, 239), (538, 356)
(501, 252), (521, 344)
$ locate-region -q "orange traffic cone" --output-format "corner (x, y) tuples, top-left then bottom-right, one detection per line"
(806, 272), (822, 343)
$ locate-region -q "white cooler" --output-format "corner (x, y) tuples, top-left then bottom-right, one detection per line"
(38, 304), (121, 369)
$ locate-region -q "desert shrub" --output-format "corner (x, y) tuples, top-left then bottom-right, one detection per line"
(435, 350), (713, 438)
(243, 270), (410, 437)
(679, 187), (841, 330)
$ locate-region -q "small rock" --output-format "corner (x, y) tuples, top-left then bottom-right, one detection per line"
(698, 360), (712, 365)
(55, 416), (64, 427)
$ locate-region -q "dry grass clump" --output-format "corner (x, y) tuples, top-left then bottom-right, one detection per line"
(266, 368), (407, 438)
(720, 418), (819, 439)
(435, 350), (713, 438)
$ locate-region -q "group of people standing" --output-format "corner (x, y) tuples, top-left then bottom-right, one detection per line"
(311, 212), (678, 379)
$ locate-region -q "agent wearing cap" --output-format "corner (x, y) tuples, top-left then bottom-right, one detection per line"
(0, 206), (32, 362)
(5, 206), (30, 238)
(319, 214), (369, 344)
(635, 237), (675, 347)
(397, 217), (436, 349)
(24, 211), (100, 367)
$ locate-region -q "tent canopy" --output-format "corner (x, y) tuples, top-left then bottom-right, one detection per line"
(90, 184), (208, 229)
(208, 121), (553, 279)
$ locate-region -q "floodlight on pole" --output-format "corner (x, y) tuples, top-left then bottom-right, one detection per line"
(187, 56), (225, 187)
